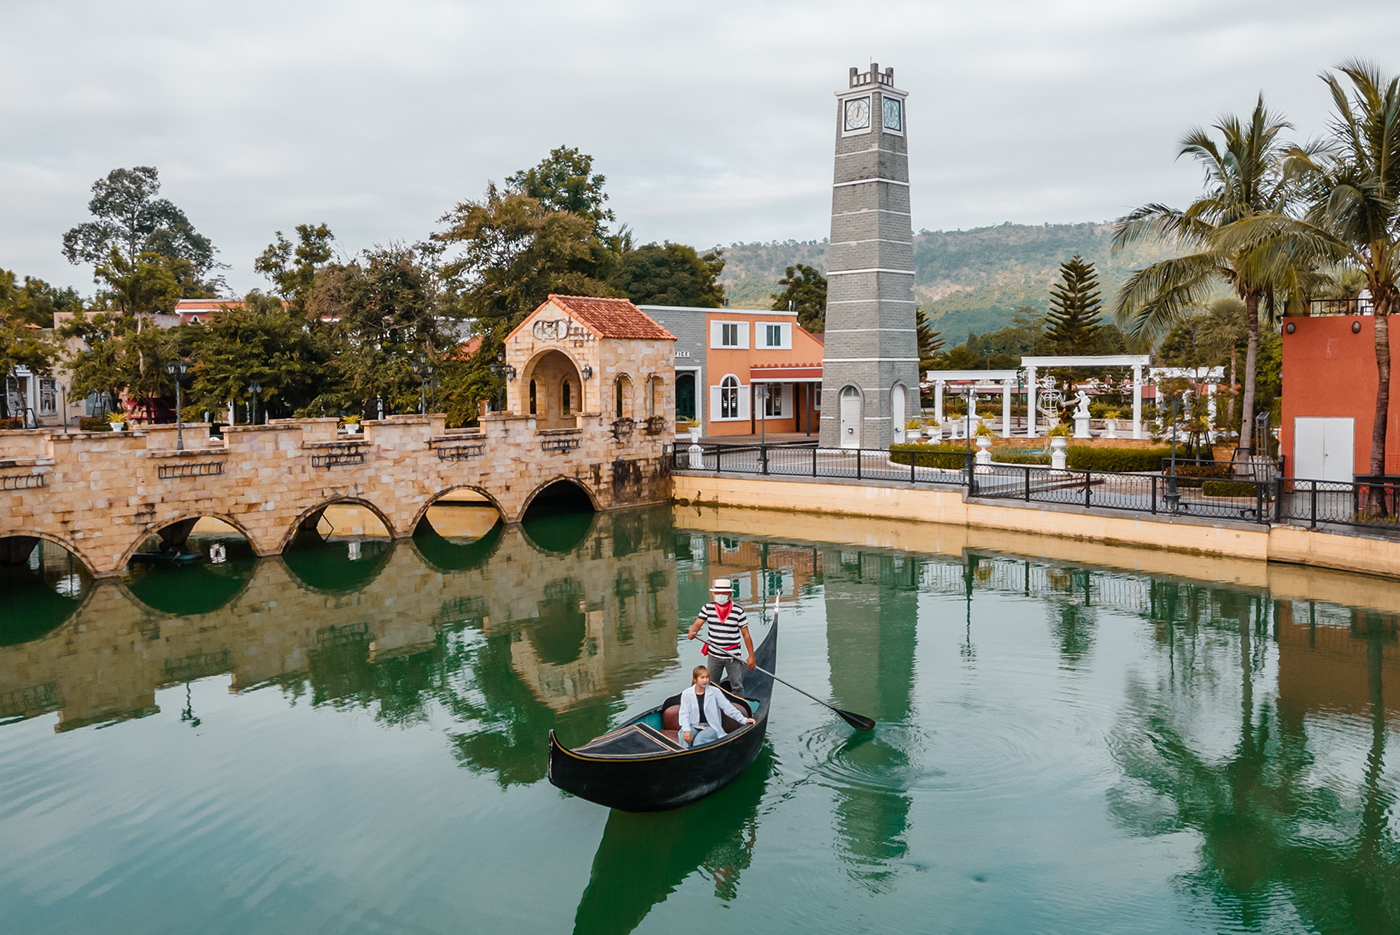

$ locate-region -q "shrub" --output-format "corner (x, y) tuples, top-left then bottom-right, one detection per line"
(78, 417), (111, 431)
(889, 443), (970, 469)
(991, 449), (1051, 465)
(1065, 446), (1172, 472)
(1202, 479), (1259, 498)
(0, 417), (23, 430)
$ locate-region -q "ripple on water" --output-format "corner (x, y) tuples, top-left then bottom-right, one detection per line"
(795, 720), (934, 795)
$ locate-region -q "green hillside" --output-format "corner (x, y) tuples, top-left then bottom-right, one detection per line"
(715, 221), (1181, 340)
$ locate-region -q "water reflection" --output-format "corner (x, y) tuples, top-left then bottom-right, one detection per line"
(0, 540), (90, 645)
(123, 535), (258, 615)
(572, 749), (771, 935)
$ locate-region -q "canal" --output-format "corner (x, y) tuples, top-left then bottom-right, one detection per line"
(1, 503), (1396, 934)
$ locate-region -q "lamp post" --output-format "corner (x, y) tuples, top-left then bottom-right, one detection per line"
(60, 383), (69, 433)
(489, 355), (515, 413)
(1165, 397), (1181, 513)
(965, 387), (974, 487)
(411, 353), (432, 415)
(248, 379), (261, 426)
(166, 360), (189, 449)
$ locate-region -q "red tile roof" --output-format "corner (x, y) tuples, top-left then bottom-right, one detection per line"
(450, 335), (484, 361)
(546, 295), (676, 341)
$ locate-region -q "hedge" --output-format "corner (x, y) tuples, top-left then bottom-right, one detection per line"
(1201, 479), (1259, 498)
(991, 450), (1051, 465)
(889, 443), (970, 469)
(78, 417), (111, 431)
(0, 417), (22, 430)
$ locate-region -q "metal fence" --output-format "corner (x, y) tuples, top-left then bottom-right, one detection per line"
(673, 443), (1400, 537)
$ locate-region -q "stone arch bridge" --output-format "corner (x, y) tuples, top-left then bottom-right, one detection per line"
(0, 412), (672, 577)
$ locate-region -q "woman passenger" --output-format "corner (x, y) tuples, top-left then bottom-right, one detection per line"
(679, 665), (754, 748)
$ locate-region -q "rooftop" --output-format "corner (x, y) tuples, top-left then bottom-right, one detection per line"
(547, 295), (676, 341)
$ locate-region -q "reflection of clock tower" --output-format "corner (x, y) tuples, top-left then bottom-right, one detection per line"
(819, 64), (917, 450)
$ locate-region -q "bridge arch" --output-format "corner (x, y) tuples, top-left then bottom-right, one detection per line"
(520, 477), (598, 555)
(520, 475), (600, 521)
(0, 532), (95, 645)
(408, 485), (507, 536)
(0, 529), (99, 578)
(279, 496), (397, 552)
(116, 512), (260, 571)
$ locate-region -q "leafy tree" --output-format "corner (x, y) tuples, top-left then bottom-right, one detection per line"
(254, 223), (336, 313)
(0, 310), (57, 419)
(307, 243), (451, 417)
(184, 295), (329, 420)
(61, 166), (221, 297)
(0, 270), (83, 328)
(770, 264), (827, 332)
(609, 242), (724, 307)
(505, 146), (615, 237)
(92, 248), (183, 316)
(916, 309), (943, 367)
(58, 309), (177, 414)
(1044, 254), (1104, 353)
(1114, 97), (1296, 455)
(1227, 62), (1400, 502)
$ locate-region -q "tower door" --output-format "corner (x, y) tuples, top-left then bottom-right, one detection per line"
(840, 386), (862, 449)
(891, 384), (906, 444)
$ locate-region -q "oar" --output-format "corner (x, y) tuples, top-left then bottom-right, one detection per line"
(712, 604), (875, 731)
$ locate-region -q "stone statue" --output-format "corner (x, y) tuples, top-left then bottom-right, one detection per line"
(1073, 390), (1091, 418)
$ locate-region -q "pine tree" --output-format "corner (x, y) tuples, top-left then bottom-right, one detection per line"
(916, 309), (943, 366)
(1044, 254), (1103, 354)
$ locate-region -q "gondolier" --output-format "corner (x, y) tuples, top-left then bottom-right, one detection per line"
(687, 578), (756, 693)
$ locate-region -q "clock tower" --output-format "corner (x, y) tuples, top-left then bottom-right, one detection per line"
(819, 63), (917, 450)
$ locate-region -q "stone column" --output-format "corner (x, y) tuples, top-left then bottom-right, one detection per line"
(1206, 382), (1217, 441)
(934, 380), (944, 426)
(1132, 365), (1143, 440)
(1026, 366), (1038, 437)
(1001, 379), (1012, 438)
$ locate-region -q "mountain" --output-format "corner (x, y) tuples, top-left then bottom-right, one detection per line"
(715, 221), (1181, 341)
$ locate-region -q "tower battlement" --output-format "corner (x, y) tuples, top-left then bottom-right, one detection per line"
(848, 63), (895, 89)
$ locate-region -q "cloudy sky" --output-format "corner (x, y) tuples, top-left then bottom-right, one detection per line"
(3, 0), (1398, 296)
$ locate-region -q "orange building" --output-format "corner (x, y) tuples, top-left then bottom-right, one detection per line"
(641, 305), (825, 437)
(1280, 308), (1400, 479)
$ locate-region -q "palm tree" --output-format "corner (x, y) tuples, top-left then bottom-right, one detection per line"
(1113, 96), (1295, 456)
(1224, 62), (1400, 503)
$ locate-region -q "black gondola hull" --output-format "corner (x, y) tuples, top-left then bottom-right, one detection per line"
(548, 620), (777, 812)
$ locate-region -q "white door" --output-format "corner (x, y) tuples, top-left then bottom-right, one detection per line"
(840, 387), (861, 449)
(891, 384), (906, 443)
(1294, 417), (1354, 481)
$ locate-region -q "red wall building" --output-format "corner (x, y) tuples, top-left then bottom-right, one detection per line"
(1281, 314), (1400, 479)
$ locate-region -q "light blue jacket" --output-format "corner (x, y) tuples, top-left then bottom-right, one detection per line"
(678, 684), (747, 740)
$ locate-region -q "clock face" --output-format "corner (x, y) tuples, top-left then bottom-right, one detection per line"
(883, 96), (902, 132)
(843, 97), (871, 132)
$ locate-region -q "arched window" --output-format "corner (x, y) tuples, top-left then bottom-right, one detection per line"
(562, 379), (572, 414)
(721, 376), (740, 419)
(648, 376), (663, 419)
(529, 380), (537, 415)
(614, 374), (633, 419)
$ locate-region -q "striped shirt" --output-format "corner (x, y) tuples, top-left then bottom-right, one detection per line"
(697, 601), (748, 652)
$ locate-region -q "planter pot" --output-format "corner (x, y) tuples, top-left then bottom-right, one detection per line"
(906, 429), (921, 442)
(344, 424), (361, 434)
(1104, 418), (1118, 439)
(109, 422), (126, 432)
(1050, 435), (1069, 470)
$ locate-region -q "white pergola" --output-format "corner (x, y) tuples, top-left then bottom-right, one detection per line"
(923, 370), (1020, 438)
(1021, 355), (1151, 438)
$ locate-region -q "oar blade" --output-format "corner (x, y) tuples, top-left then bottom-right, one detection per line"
(836, 709), (876, 731)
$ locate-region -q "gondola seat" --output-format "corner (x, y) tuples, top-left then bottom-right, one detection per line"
(660, 705), (682, 741)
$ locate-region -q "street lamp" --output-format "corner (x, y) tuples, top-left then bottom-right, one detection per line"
(166, 360), (189, 449)
(411, 353), (434, 415)
(248, 379), (261, 426)
(1164, 397), (1181, 513)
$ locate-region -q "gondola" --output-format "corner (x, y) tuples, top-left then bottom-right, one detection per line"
(548, 619), (777, 812)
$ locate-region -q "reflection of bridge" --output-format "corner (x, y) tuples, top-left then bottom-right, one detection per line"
(0, 512), (678, 741)
(0, 411), (671, 577)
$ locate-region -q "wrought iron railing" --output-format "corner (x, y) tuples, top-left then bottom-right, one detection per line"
(643, 416), (667, 436)
(611, 418), (635, 439)
(157, 461), (225, 479)
(541, 435), (581, 453)
(312, 451), (366, 468)
(1308, 297), (1375, 316)
(0, 472), (49, 490)
(436, 443), (485, 460)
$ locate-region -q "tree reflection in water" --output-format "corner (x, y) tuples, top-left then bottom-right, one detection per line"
(1109, 582), (1400, 932)
(571, 749), (771, 935)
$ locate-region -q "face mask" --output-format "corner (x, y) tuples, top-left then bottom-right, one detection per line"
(715, 594), (730, 605)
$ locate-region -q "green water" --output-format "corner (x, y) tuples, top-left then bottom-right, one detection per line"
(1, 506), (1397, 934)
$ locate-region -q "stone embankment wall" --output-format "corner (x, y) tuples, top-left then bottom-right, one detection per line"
(0, 413), (672, 577)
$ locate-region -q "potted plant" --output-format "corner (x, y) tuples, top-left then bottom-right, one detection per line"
(1048, 422), (1071, 469)
(342, 414), (362, 434)
(905, 418), (922, 442)
(1101, 406), (1122, 439)
(973, 420), (994, 467)
(925, 416), (940, 441)
(108, 411), (128, 433)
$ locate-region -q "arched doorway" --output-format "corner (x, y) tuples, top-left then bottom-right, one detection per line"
(522, 349), (583, 430)
(891, 383), (907, 444)
(839, 386), (862, 449)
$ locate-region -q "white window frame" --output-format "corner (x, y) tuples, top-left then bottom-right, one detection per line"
(710, 374), (750, 422)
(711, 320), (748, 349)
(759, 322), (792, 350)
